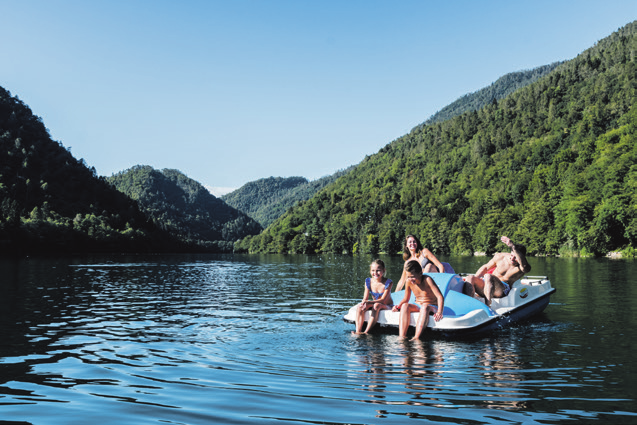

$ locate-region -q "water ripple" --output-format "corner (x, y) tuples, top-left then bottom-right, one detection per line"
(1, 255), (635, 424)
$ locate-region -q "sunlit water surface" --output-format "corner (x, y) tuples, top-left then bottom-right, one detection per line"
(0, 254), (635, 424)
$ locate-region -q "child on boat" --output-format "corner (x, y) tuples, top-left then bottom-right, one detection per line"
(392, 260), (444, 340)
(353, 259), (394, 334)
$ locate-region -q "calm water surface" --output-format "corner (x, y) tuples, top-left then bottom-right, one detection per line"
(0, 254), (635, 424)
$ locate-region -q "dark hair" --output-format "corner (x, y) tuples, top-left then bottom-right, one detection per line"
(404, 259), (423, 276)
(402, 234), (424, 261)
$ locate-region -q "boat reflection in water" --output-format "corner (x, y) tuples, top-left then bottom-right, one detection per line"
(348, 329), (541, 419)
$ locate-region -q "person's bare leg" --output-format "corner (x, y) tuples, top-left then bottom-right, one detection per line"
(353, 304), (368, 334)
(463, 275), (481, 297)
(363, 304), (386, 334)
(398, 304), (410, 337)
(483, 276), (494, 307)
(423, 263), (438, 273)
(398, 304), (419, 338)
(469, 275), (485, 298)
(411, 305), (430, 341)
(464, 279), (475, 297)
(484, 275), (507, 307)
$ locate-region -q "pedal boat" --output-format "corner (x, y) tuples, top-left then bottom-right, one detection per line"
(343, 273), (556, 338)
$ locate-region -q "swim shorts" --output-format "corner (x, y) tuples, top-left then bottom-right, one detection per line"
(483, 276), (511, 297)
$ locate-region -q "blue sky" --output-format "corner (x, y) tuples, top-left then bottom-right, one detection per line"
(1, 1), (635, 196)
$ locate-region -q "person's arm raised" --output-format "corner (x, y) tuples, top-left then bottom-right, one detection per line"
(502, 236), (531, 273)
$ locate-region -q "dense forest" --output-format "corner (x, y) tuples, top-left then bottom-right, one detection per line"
(0, 87), (177, 254)
(419, 62), (563, 127)
(227, 64), (560, 230)
(0, 87), (261, 254)
(108, 166), (262, 252)
(222, 168), (352, 228)
(236, 21), (637, 258)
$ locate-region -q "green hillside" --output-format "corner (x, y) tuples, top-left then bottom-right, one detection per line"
(237, 21), (637, 257)
(222, 169), (352, 228)
(109, 165), (262, 251)
(0, 88), (174, 254)
(419, 62), (562, 127)
(222, 176), (308, 227)
(224, 66), (558, 229)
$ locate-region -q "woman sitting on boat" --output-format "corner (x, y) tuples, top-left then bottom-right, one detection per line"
(395, 234), (446, 291)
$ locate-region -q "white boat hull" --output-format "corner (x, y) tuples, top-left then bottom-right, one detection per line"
(343, 274), (555, 337)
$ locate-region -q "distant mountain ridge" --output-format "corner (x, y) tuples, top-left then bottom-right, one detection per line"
(236, 20), (637, 257)
(227, 65), (561, 230)
(0, 87), (175, 254)
(109, 165), (262, 251)
(417, 62), (563, 128)
(223, 168), (352, 228)
(222, 176), (308, 227)
(4, 21), (635, 256)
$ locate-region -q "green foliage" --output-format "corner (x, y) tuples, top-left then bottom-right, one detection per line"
(238, 21), (637, 257)
(108, 166), (262, 249)
(0, 88), (177, 254)
(620, 246), (636, 258)
(222, 170), (352, 228)
(419, 62), (563, 127)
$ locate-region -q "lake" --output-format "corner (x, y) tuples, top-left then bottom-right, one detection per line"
(0, 253), (635, 424)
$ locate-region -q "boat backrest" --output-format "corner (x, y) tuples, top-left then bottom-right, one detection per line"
(428, 272), (464, 296)
(441, 262), (455, 274)
(443, 290), (495, 317)
(391, 273), (465, 304)
(390, 272), (495, 317)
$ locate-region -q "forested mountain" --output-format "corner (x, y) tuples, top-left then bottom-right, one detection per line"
(0, 87), (176, 254)
(109, 166), (262, 251)
(222, 176), (308, 227)
(226, 64), (561, 231)
(236, 21), (637, 257)
(418, 62), (563, 128)
(222, 168), (352, 228)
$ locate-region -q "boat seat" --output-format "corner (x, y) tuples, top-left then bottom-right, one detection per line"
(440, 262), (455, 274)
(390, 273), (495, 318)
(428, 272), (465, 296)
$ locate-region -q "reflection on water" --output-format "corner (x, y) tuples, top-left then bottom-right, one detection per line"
(351, 335), (530, 414)
(0, 254), (636, 424)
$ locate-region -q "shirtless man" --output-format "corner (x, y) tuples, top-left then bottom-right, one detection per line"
(392, 260), (444, 340)
(464, 236), (531, 307)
